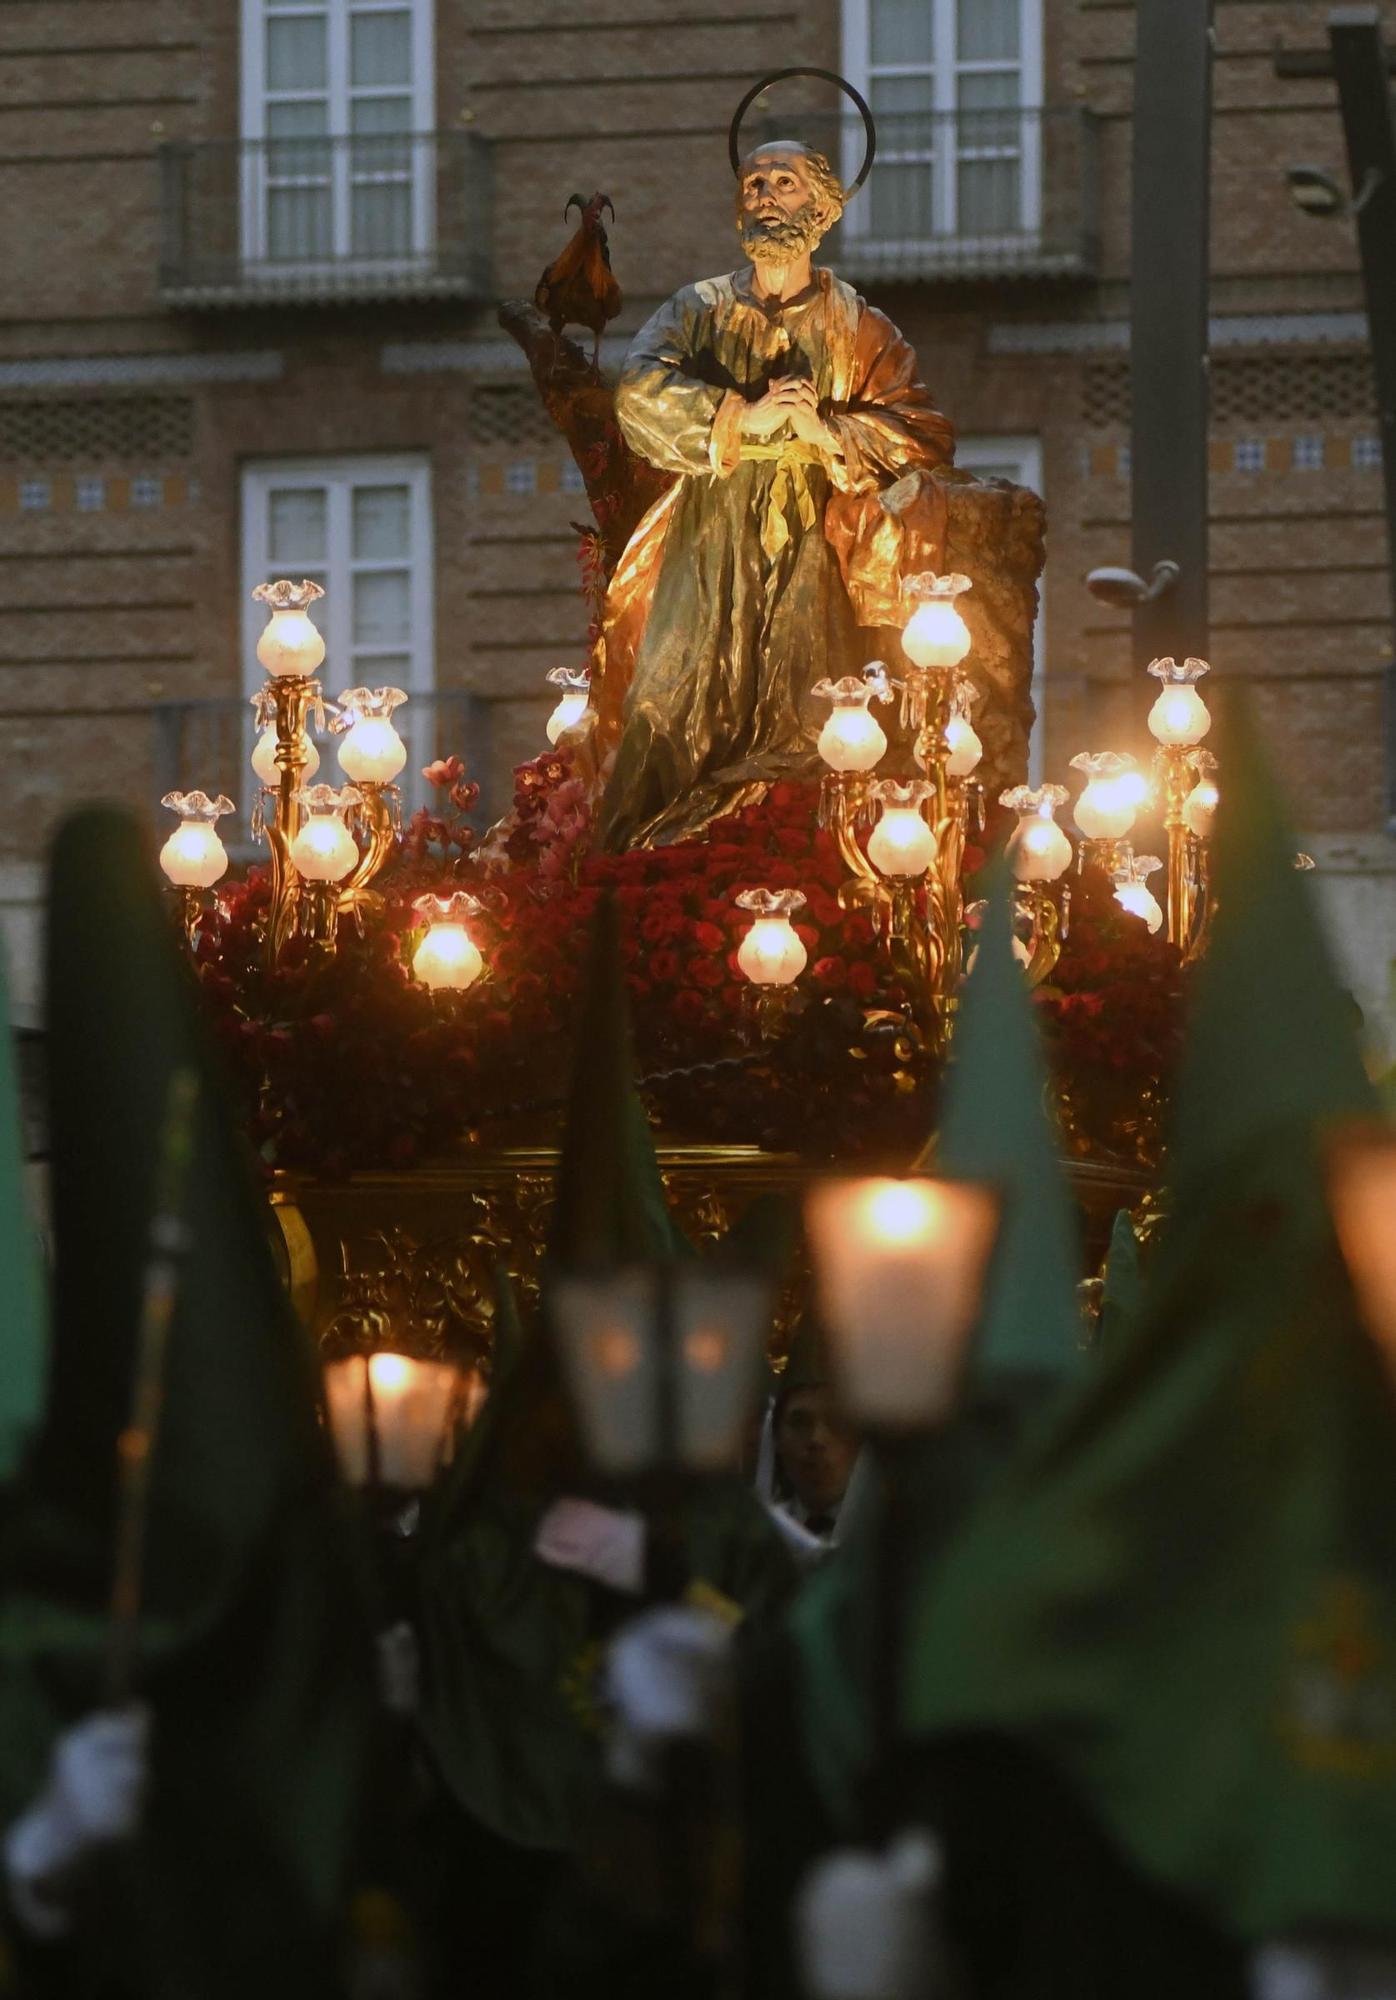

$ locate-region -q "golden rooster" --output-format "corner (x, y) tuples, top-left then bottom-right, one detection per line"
(534, 193), (622, 370)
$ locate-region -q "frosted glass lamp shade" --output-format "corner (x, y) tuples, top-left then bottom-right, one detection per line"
(552, 1267), (772, 1475)
(158, 790), (235, 889)
(901, 573), (973, 670)
(252, 726), (319, 787)
(323, 1351), (478, 1492)
(411, 892), (485, 992)
(1146, 656), (1212, 746)
(805, 1177), (1000, 1431)
(252, 579), (327, 679)
(868, 780), (936, 878)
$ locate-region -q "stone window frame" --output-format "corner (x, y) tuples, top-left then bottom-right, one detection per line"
(240, 452), (436, 798)
(238, 0), (437, 268)
(839, 0), (1045, 245)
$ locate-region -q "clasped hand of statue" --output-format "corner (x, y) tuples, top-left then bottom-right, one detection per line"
(741, 376), (837, 455)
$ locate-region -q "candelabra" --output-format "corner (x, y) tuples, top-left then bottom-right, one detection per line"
(1147, 657), (1215, 961)
(251, 580), (329, 967)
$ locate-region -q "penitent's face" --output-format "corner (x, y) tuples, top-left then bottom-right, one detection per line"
(736, 146), (830, 262)
(773, 1385), (857, 1518)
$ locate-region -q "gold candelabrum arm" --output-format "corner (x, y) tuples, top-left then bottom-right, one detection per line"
(1154, 743), (1213, 961)
(261, 675), (321, 969)
(338, 782), (399, 917)
(1018, 883), (1066, 988)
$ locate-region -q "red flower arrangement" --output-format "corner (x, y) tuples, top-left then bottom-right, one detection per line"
(189, 750), (1185, 1177)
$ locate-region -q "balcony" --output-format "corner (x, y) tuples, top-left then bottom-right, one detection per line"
(747, 106), (1100, 285)
(157, 131), (493, 308)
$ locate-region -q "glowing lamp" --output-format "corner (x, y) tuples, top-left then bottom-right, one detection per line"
(1183, 750), (1219, 838)
(335, 686), (408, 784)
(290, 783), (361, 883)
(545, 667), (591, 746)
(811, 673), (891, 774)
(734, 887), (808, 988)
(323, 1350), (481, 1493)
(411, 891), (485, 993)
(944, 710), (983, 779)
(158, 790), (235, 889)
(1327, 1128), (1396, 1385)
(1070, 751), (1144, 841)
(252, 578), (326, 679)
(901, 572), (973, 671)
(867, 779), (936, 879)
(251, 723), (319, 788)
(1001, 784), (1073, 884)
(1147, 656), (1212, 747)
(805, 1177), (1000, 1431)
(552, 1266), (772, 1475)
(1113, 854), (1165, 934)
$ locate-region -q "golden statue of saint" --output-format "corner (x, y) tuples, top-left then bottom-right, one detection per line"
(588, 110), (956, 850)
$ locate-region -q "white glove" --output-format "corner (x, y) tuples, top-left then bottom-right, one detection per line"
(1252, 1944), (1396, 2000)
(603, 1604), (733, 1791)
(375, 1621), (420, 1719)
(534, 1497), (646, 1595)
(795, 1831), (947, 2000)
(5, 1706), (150, 1939)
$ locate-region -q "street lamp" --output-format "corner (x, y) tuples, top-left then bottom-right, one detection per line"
(804, 1176), (1000, 1434)
(551, 1265), (773, 1478)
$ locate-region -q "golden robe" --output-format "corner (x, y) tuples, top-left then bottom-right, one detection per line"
(592, 264), (955, 849)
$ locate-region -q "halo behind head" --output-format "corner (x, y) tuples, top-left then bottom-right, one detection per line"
(729, 67), (877, 200)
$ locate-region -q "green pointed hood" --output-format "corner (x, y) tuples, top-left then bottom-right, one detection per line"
(920, 864), (1084, 1389)
(0, 943), (45, 1484)
(903, 701), (1396, 1938)
(1166, 690), (1371, 1200)
(548, 892), (684, 1269)
(34, 807), (374, 1996)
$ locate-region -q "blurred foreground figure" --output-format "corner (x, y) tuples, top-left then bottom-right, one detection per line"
(0, 809), (376, 1997)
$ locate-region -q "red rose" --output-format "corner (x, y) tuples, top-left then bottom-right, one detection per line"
(813, 956), (848, 991)
(689, 957), (724, 989)
(671, 988), (707, 1028)
(649, 949), (681, 983)
(847, 960), (878, 999)
(841, 912), (876, 949)
(692, 920), (725, 955)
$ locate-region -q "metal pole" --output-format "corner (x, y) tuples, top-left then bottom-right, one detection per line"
(1130, 0), (1214, 668)
(1329, 6), (1396, 783)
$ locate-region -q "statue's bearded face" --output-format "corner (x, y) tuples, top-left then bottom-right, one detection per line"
(736, 145), (843, 263)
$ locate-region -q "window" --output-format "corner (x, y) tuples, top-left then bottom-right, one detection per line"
(76, 477), (106, 512)
(242, 453), (435, 799)
(957, 435), (1045, 781)
(131, 476), (163, 509)
(240, 0), (435, 267)
(1233, 438), (1265, 474)
(841, 0), (1043, 242)
(1353, 434), (1383, 469)
(505, 461), (537, 496)
(18, 479), (49, 512)
(1293, 434), (1324, 471)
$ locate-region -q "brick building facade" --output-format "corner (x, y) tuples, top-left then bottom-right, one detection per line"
(1, 0), (1394, 1036)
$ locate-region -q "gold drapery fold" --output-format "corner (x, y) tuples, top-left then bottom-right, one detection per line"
(591, 266), (955, 849)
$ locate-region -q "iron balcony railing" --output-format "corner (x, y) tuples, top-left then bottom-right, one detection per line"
(152, 690), (496, 851)
(746, 106), (1100, 283)
(158, 131), (494, 307)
